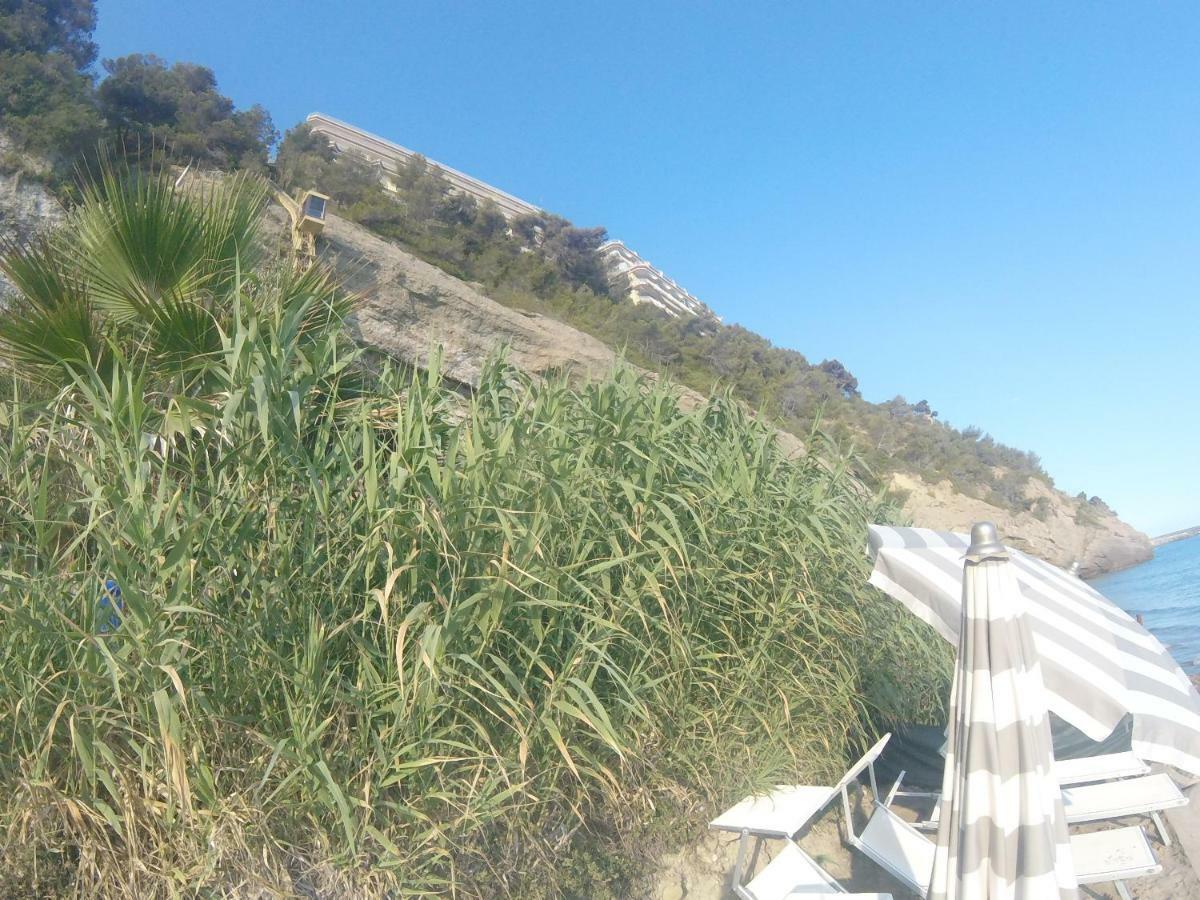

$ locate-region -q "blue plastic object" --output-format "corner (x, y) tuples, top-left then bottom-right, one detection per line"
(99, 578), (123, 633)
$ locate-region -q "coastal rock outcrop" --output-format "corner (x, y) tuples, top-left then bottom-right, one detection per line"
(891, 471), (1153, 576)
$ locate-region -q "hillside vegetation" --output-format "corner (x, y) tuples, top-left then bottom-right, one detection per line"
(0, 166), (949, 896)
(1, 0), (1083, 520)
(272, 127), (1061, 514)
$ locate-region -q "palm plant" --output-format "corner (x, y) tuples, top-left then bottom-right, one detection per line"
(0, 159), (347, 397)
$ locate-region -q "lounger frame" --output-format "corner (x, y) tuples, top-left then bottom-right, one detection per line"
(841, 745), (1162, 899)
(898, 768), (1185, 847)
(840, 781), (933, 895)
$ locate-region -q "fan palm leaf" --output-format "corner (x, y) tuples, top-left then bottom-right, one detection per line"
(197, 169), (269, 297)
(74, 163), (211, 323)
(0, 236), (107, 379)
(0, 156), (275, 391)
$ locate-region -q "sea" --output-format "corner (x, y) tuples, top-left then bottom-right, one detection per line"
(1089, 534), (1200, 675)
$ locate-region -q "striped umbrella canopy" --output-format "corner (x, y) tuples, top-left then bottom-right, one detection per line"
(868, 524), (1200, 776)
(929, 522), (1077, 899)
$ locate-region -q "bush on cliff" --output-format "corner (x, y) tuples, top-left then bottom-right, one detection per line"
(0, 168), (950, 897)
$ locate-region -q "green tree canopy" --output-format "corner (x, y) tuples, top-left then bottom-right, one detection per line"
(819, 358), (860, 398)
(97, 54), (277, 170)
(275, 122), (382, 205)
(0, 0), (96, 65)
(0, 0), (100, 160)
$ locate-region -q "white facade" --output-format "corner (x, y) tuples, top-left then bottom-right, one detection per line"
(307, 113), (542, 219)
(598, 241), (713, 318)
(307, 113), (715, 319)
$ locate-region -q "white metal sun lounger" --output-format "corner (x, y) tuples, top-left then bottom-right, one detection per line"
(1071, 827), (1162, 900)
(845, 801), (937, 895)
(710, 735), (896, 898)
(711, 783), (843, 891)
(739, 842), (893, 899)
(1062, 772), (1187, 845)
(1054, 751), (1150, 785)
(836, 738), (1162, 900)
(916, 771), (1187, 845)
(891, 750), (1151, 809)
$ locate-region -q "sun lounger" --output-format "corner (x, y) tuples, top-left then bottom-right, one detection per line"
(830, 737), (937, 893)
(1054, 750), (1150, 785)
(710, 736), (894, 897)
(1071, 826), (1162, 900)
(916, 771), (1187, 845)
(711, 783), (842, 890)
(849, 804), (935, 894)
(1062, 772), (1187, 845)
(835, 738), (1162, 899)
(738, 841), (893, 899)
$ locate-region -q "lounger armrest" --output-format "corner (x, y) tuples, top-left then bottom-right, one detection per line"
(883, 770), (906, 807)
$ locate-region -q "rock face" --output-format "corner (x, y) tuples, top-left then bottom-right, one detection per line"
(311, 211), (621, 388)
(892, 471), (1154, 576)
(309, 210), (807, 458)
(0, 140), (65, 299)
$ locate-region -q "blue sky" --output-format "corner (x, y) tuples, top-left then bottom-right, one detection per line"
(95, 2), (1199, 536)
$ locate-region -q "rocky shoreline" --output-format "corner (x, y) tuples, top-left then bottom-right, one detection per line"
(1155, 526), (1200, 547)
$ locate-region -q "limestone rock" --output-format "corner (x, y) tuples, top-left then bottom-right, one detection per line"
(315, 211), (618, 389)
(0, 138), (65, 300)
(891, 471), (1153, 577)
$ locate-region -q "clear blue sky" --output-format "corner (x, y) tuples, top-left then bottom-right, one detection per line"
(95, 1), (1199, 536)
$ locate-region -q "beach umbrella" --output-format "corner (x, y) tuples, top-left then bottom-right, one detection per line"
(929, 522), (1077, 899)
(868, 523), (1200, 776)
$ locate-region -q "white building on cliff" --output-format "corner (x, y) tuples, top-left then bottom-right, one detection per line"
(306, 113), (716, 320)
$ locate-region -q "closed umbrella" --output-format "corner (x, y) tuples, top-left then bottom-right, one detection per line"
(929, 522), (1077, 899)
(868, 524), (1200, 776)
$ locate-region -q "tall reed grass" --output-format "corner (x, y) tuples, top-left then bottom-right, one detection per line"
(0, 171), (949, 898)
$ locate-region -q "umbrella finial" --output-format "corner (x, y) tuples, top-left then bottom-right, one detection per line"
(1067, 560), (1082, 577)
(966, 521), (1008, 562)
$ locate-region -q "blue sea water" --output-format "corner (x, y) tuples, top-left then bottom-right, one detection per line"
(1089, 534), (1200, 675)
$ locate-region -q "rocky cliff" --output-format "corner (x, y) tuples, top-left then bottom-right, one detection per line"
(299, 207), (807, 458)
(0, 138), (64, 298)
(891, 471), (1153, 576)
(309, 208), (621, 388)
